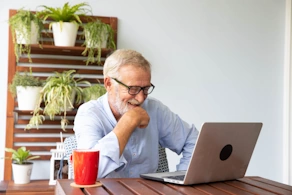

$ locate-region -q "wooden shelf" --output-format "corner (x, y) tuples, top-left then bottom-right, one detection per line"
(30, 44), (114, 56)
(4, 9), (118, 180)
(13, 109), (78, 115)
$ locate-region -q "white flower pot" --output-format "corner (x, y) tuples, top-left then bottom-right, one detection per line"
(15, 21), (38, 44)
(12, 162), (33, 184)
(85, 29), (108, 48)
(16, 86), (42, 110)
(64, 90), (76, 111)
(52, 22), (78, 46)
(58, 90), (76, 112)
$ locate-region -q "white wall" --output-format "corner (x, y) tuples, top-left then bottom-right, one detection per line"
(0, 0), (286, 183)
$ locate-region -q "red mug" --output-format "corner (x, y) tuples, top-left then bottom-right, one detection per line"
(71, 149), (99, 185)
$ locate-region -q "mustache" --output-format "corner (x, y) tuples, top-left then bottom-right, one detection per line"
(128, 99), (141, 106)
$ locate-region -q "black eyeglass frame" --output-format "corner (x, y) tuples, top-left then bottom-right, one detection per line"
(111, 78), (155, 95)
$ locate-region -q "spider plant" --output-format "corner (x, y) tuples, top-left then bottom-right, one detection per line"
(26, 70), (91, 131)
(82, 83), (106, 102)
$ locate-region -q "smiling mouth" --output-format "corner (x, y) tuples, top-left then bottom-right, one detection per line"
(128, 99), (140, 106)
(128, 102), (140, 106)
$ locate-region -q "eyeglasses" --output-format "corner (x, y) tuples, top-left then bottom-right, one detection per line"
(111, 78), (155, 95)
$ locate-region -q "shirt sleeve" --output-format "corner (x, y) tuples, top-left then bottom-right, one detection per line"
(74, 101), (127, 178)
(153, 99), (199, 171)
(176, 123), (199, 170)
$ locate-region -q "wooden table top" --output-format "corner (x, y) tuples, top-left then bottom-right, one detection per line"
(55, 176), (292, 195)
(0, 180), (55, 195)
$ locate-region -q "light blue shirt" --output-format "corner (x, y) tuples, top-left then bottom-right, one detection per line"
(74, 93), (199, 178)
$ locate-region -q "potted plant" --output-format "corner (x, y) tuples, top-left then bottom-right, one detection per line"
(4, 146), (40, 184)
(9, 68), (44, 110)
(37, 2), (92, 46)
(81, 18), (116, 65)
(26, 70), (91, 131)
(82, 83), (106, 102)
(9, 8), (44, 62)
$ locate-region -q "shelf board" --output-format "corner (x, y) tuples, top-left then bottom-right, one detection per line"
(14, 109), (78, 116)
(30, 44), (113, 56)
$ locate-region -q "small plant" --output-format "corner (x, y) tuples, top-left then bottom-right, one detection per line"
(83, 83), (106, 102)
(9, 68), (44, 98)
(37, 2), (92, 29)
(4, 146), (40, 165)
(26, 70), (91, 131)
(82, 18), (116, 65)
(37, 2), (92, 47)
(9, 9), (44, 62)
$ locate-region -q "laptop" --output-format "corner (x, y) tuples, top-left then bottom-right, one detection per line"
(140, 122), (263, 185)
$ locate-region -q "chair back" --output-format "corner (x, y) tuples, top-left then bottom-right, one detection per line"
(63, 136), (169, 178)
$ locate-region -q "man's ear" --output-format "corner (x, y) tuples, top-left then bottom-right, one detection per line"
(104, 77), (111, 91)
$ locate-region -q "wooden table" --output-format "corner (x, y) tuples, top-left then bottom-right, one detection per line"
(55, 177), (292, 195)
(0, 181), (8, 195)
(0, 180), (55, 195)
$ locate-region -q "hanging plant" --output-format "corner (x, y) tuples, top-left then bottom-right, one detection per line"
(26, 70), (91, 131)
(81, 18), (116, 65)
(9, 9), (44, 62)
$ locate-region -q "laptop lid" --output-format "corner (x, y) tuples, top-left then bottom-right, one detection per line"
(140, 122), (263, 185)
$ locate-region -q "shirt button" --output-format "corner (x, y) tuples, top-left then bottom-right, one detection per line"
(133, 153), (136, 156)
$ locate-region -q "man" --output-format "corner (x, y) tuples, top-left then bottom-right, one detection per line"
(74, 49), (199, 178)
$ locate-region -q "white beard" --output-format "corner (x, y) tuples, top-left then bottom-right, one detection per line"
(112, 87), (142, 116)
(113, 91), (129, 116)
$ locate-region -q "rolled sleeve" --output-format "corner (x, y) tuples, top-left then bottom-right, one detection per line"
(95, 132), (127, 177)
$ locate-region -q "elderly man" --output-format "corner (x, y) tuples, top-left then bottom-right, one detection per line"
(74, 49), (199, 178)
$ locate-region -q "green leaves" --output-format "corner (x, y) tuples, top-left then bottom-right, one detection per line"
(83, 84), (106, 102)
(82, 19), (116, 65)
(25, 108), (45, 130)
(4, 147), (40, 164)
(9, 9), (44, 62)
(37, 2), (92, 24)
(9, 70), (44, 98)
(26, 70), (91, 131)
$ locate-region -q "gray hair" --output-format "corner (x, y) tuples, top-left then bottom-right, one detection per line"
(103, 49), (151, 79)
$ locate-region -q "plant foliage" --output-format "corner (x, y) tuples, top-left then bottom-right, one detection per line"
(83, 83), (106, 102)
(37, 2), (92, 30)
(9, 9), (44, 62)
(4, 147), (40, 165)
(9, 69), (44, 98)
(82, 18), (116, 65)
(26, 70), (91, 131)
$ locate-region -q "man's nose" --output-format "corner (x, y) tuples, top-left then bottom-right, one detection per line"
(135, 90), (146, 103)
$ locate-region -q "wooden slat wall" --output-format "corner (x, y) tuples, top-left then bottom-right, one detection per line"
(4, 9), (117, 180)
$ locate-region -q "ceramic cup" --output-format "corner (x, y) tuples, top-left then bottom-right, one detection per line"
(72, 149), (99, 185)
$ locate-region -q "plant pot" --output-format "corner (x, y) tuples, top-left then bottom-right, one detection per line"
(65, 90), (76, 111)
(16, 86), (42, 110)
(59, 90), (76, 112)
(52, 22), (78, 46)
(15, 21), (38, 44)
(84, 29), (108, 48)
(12, 162), (33, 184)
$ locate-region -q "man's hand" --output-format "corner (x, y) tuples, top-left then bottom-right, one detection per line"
(113, 107), (150, 156)
(125, 107), (150, 128)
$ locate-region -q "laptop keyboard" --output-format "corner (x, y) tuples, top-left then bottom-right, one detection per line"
(164, 175), (185, 181)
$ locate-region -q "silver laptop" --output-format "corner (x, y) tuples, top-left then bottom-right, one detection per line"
(140, 122), (262, 185)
